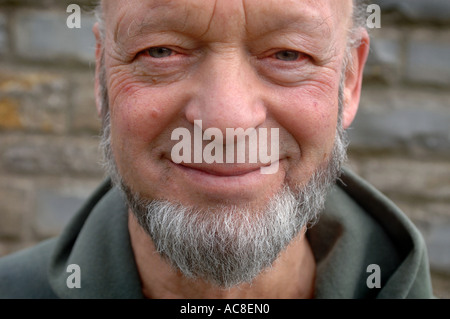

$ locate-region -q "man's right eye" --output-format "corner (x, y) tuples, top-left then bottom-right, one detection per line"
(145, 47), (174, 58)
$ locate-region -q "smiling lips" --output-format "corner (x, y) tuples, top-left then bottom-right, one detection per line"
(178, 162), (265, 177)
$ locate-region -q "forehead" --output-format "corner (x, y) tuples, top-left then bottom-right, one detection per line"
(103, 0), (353, 42)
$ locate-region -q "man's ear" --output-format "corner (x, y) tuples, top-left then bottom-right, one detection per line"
(93, 22), (104, 118)
(342, 29), (370, 129)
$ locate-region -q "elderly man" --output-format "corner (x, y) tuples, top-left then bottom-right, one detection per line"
(0, 0), (433, 299)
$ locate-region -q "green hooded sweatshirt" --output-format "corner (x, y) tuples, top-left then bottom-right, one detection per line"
(0, 168), (434, 298)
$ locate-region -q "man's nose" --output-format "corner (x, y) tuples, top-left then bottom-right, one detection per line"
(185, 52), (266, 136)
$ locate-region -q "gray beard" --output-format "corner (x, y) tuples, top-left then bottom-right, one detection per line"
(98, 72), (349, 288)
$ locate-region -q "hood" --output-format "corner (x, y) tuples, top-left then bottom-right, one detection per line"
(48, 182), (144, 298)
(47, 168), (433, 298)
(309, 168), (433, 298)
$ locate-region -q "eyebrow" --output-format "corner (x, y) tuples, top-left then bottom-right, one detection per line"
(243, 4), (336, 41)
(114, 3), (212, 44)
(249, 16), (334, 42)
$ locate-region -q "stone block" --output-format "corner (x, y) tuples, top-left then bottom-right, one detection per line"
(0, 97), (22, 130)
(425, 219), (450, 275)
(350, 107), (450, 154)
(376, 0), (450, 24)
(13, 9), (96, 64)
(358, 157), (450, 202)
(0, 67), (71, 133)
(0, 178), (32, 239)
(395, 201), (450, 223)
(17, 93), (69, 134)
(0, 12), (7, 56)
(406, 214), (450, 276)
(0, 134), (103, 176)
(350, 87), (450, 155)
(70, 73), (102, 133)
(430, 271), (450, 299)
(0, 242), (9, 257)
(0, 67), (67, 94)
(405, 29), (450, 86)
(0, 205), (23, 239)
(364, 28), (402, 84)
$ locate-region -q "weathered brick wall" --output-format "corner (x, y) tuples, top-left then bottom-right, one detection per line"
(0, 1), (449, 298)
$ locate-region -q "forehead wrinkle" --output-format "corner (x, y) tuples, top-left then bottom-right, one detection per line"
(114, 6), (172, 43)
(244, 0), (347, 41)
(108, 0), (351, 50)
(192, 0), (248, 42)
(197, 0), (218, 40)
(113, 0), (218, 44)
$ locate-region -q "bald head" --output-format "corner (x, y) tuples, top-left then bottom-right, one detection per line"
(93, 0), (368, 119)
(92, 0), (370, 291)
(95, 0), (367, 42)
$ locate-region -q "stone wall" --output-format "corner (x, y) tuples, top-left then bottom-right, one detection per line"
(0, 1), (449, 298)
(0, 1), (103, 252)
(346, 0), (450, 298)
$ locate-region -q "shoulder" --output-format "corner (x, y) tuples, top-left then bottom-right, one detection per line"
(336, 168), (433, 298)
(0, 239), (58, 299)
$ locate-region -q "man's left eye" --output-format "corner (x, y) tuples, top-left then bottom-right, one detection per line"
(146, 47), (174, 58)
(274, 50), (302, 61)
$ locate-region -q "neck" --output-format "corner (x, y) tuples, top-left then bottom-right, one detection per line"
(128, 211), (316, 299)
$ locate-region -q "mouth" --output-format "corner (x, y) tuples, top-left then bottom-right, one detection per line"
(177, 163), (265, 177)
(167, 158), (283, 196)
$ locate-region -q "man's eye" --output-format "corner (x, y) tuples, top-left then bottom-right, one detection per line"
(274, 50), (302, 61)
(146, 47), (174, 58)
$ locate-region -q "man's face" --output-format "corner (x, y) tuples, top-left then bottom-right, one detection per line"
(98, 0), (356, 212)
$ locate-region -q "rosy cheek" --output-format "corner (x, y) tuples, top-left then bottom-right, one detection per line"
(277, 96), (336, 141)
(110, 87), (175, 145)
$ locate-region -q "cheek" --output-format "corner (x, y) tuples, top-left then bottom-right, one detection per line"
(273, 85), (339, 151)
(271, 84), (339, 186)
(111, 83), (181, 137)
(108, 82), (186, 169)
